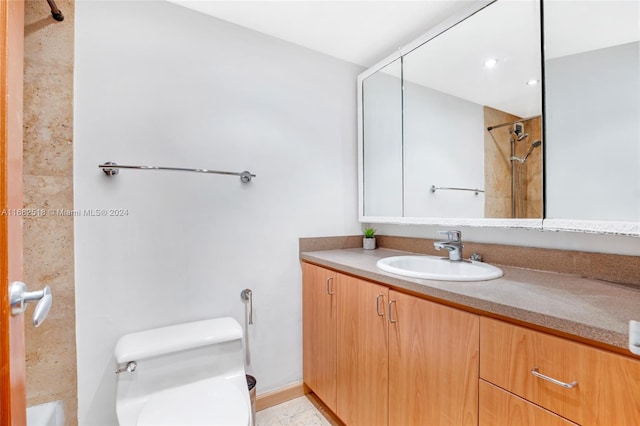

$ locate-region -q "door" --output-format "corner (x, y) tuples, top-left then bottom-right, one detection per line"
(302, 263), (337, 411)
(1, 0), (26, 424)
(388, 290), (479, 426)
(336, 274), (388, 426)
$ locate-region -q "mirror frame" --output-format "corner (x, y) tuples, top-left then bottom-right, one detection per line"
(357, 0), (640, 237)
(358, 0), (542, 230)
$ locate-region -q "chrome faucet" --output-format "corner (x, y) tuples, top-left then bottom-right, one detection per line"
(434, 230), (463, 261)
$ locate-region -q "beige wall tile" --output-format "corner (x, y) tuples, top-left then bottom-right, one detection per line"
(484, 107), (543, 219)
(23, 217), (74, 291)
(23, 175), (73, 210)
(23, 0), (77, 421)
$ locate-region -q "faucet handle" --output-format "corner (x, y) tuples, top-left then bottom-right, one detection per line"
(437, 230), (461, 242)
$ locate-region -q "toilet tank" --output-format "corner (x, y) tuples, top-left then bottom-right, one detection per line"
(115, 317), (246, 417)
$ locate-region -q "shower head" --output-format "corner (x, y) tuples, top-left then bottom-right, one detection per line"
(522, 140), (542, 162)
(509, 132), (529, 142)
(510, 140), (542, 164)
(509, 123), (529, 142)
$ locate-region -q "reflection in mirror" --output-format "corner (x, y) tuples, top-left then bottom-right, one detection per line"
(362, 59), (403, 217)
(360, 0), (543, 223)
(401, 0), (542, 219)
(544, 1), (640, 222)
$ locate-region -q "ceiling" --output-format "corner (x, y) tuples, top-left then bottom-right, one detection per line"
(401, 0), (542, 118)
(168, 0), (639, 118)
(168, 1), (474, 67)
(168, 1), (639, 69)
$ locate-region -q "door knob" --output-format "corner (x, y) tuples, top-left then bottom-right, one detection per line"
(9, 281), (53, 327)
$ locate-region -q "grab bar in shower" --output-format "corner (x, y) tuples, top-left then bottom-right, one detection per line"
(430, 185), (484, 196)
(99, 162), (256, 183)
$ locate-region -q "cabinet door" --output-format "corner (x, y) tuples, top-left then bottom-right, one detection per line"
(388, 290), (479, 426)
(337, 274), (388, 426)
(480, 380), (578, 426)
(302, 263), (337, 411)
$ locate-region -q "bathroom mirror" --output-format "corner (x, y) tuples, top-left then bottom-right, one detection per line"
(543, 0), (640, 235)
(362, 58), (403, 217)
(359, 0), (544, 226)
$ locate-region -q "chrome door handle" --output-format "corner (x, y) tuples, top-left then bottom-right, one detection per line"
(376, 294), (384, 316)
(9, 281), (53, 327)
(326, 277), (334, 295)
(388, 300), (397, 323)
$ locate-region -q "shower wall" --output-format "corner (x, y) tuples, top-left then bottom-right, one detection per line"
(523, 115), (543, 218)
(74, 1), (361, 423)
(23, 0), (77, 424)
(484, 106), (542, 218)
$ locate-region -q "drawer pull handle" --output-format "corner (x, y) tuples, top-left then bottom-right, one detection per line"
(531, 368), (578, 389)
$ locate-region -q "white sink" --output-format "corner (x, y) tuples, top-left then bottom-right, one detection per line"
(376, 255), (503, 282)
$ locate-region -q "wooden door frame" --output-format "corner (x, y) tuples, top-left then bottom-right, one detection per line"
(1, 0), (26, 424)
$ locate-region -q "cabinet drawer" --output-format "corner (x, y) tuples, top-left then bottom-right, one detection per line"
(480, 380), (577, 426)
(480, 317), (640, 425)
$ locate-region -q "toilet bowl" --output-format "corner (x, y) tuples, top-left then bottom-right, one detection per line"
(114, 317), (251, 425)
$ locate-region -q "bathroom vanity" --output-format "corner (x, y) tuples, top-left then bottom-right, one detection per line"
(311, 0), (640, 422)
(301, 248), (640, 426)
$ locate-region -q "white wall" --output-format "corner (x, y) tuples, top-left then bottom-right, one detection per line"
(74, 1), (361, 423)
(403, 81), (485, 217)
(546, 41), (640, 221)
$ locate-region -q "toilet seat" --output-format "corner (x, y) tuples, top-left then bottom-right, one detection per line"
(136, 377), (249, 426)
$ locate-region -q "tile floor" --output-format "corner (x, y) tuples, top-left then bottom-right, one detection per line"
(256, 396), (332, 426)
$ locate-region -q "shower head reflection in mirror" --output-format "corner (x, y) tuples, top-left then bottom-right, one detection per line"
(511, 122), (528, 141)
(511, 140), (542, 164)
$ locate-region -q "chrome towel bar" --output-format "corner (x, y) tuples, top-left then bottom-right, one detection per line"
(99, 162), (256, 183)
(430, 185), (484, 195)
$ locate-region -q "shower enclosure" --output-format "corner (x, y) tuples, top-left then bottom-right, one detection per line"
(486, 112), (543, 218)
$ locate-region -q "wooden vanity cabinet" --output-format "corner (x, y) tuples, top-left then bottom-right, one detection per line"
(480, 317), (640, 425)
(336, 274), (389, 426)
(303, 262), (480, 426)
(302, 263), (337, 412)
(304, 262), (640, 426)
(388, 290), (479, 426)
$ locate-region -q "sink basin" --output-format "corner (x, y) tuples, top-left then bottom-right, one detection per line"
(376, 255), (503, 282)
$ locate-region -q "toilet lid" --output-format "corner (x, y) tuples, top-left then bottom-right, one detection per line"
(137, 378), (249, 426)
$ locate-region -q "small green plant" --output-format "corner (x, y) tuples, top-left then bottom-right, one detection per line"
(363, 227), (376, 238)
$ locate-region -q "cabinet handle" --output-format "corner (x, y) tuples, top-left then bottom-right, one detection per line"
(376, 294), (384, 316)
(326, 277), (334, 295)
(388, 300), (397, 323)
(531, 368), (578, 389)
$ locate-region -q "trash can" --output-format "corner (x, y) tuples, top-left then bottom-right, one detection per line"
(246, 374), (256, 425)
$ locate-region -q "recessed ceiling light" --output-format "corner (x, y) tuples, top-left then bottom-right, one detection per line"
(484, 58), (498, 69)
(527, 79), (540, 86)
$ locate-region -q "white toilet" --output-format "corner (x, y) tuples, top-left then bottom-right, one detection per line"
(114, 317), (251, 425)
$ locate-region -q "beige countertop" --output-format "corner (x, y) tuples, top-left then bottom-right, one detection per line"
(300, 247), (640, 355)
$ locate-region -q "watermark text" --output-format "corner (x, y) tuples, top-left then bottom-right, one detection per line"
(1, 208), (129, 217)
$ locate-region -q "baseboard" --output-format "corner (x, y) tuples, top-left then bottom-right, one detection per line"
(255, 381), (310, 411)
